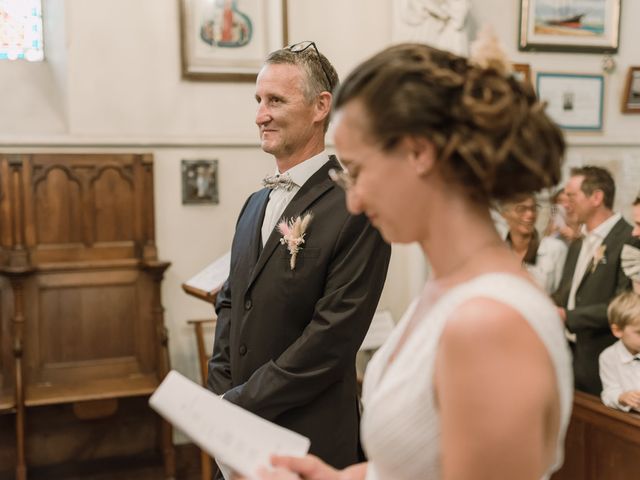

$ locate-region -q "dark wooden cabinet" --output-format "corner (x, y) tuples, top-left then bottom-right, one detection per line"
(0, 154), (174, 479)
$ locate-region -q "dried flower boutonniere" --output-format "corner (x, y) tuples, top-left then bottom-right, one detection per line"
(278, 212), (313, 270)
(591, 245), (607, 273)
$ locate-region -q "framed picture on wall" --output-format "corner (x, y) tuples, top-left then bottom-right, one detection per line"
(512, 63), (533, 88)
(621, 67), (640, 114)
(182, 159), (219, 204)
(519, 0), (621, 53)
(536, 73), (604, 131)
(179, 0), (288, 81)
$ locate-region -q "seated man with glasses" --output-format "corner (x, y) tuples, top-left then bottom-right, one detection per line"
(207, 41), (391, 478)
(500, 193), (568, 294)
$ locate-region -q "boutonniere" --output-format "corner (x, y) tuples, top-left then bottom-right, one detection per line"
(277, 212), (313, 270)
(591, 245), (607, 273)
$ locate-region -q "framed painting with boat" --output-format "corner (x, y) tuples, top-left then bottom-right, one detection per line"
(519, 0), (621, 53)
(180, 0), (288, 81)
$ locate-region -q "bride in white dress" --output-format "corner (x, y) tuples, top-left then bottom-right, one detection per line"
(254, 30), (573, 480)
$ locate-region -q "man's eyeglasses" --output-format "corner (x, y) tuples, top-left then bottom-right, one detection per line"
(514, 204), (540, 215)
(286, 41), (332, 91)
(329, 168), (353, 191)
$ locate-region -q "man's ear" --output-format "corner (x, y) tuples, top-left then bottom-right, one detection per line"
(405, 136), (436, 176)
(590, 189), (605, 208)
(314, 91), (332, 123)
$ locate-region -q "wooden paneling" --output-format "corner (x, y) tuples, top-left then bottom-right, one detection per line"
(0, 154), (173, 479)
(0, 278), (11, 413)
(37, 271), (139, 365)
(33, 167), (83, 245)
(93, 167), (134, 243)
(552, 392), (640, 480)
(13, 398), (156, 468)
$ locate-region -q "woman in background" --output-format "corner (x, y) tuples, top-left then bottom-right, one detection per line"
(501, 194), (567, 293)
(546, 187), (582, 243)
(255, 30), (573, 480)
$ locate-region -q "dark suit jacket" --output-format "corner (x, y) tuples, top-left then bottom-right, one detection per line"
(552, 217), (632, 395)
(207, 157), (391, 469)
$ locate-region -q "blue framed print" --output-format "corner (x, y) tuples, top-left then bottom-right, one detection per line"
(536, 73), (604, 131)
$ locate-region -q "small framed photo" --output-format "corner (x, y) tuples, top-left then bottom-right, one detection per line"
(621, 67), (640, 114)
(512, 63), (533, 88)
(536, 73), (604, 131)
(179, 0), (288, 81)
(181, 160), (219, 205)
(519, 0), (621, 53)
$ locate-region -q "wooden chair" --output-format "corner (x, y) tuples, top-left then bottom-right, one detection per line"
(187, 318), (218, 480)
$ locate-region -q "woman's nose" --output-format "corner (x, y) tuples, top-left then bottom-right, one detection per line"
(346, 188), (364, 215)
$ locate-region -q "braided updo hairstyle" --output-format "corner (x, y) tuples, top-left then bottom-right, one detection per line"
(333, 32), (565, 204)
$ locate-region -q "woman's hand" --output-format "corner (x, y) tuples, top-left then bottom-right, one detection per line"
(257, 455), (342, 480)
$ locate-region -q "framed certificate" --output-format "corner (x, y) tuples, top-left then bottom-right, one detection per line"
(536, 73), (604, 131)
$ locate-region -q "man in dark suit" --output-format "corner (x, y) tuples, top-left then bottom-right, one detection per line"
(553, 166), (632, 395)
(207, 42), (391, 474)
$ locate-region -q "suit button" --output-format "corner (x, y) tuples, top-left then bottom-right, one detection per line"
(239, 344), (247, 355)
(244, 299), (252, 310)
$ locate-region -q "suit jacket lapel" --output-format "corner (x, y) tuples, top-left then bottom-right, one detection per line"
(245, 189), (271, 267)
(246, 157), (340, 290)
(576, 217), (625, 290)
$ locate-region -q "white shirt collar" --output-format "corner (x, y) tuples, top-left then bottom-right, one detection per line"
(586, 212), (622, 241)
(275, 151), (328, 190)
(613, 339), (640, 364)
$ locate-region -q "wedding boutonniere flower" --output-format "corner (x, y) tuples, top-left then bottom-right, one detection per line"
(278, 212), (313, 270)
(591, 245), (607, 273)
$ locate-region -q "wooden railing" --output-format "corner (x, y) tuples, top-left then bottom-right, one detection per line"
(552, 391), (640, 480)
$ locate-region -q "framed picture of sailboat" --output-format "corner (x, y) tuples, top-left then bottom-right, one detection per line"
(180, 0), (288, 81)
(519, 0), (621, 53)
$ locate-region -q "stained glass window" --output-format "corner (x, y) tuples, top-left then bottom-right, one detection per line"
(0, 0), (44, 61)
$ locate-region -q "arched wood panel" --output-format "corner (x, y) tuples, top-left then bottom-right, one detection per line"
(33, 167), (83, 245)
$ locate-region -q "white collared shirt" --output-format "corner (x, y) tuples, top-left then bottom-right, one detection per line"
(500, 230), (568, 294)
(261, 151), (328, 247)
(568, 212), (622, 309)
(599, 339), (640, 412)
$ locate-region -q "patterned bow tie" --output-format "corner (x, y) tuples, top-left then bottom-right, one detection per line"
(262, 173), (296, 191)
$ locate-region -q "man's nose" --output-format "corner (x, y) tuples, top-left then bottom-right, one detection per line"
(256, 102), (271, 126)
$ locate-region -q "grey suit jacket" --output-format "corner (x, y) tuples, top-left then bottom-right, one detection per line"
(207, 157), (391, 469)
(552, 217), (632, 395)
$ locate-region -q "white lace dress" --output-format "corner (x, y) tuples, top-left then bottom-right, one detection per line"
(361, 273), (573, 480)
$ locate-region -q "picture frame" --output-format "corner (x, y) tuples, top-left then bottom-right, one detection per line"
(179, 0), (288, 81)
(181, 159), (219, 205)
(621, 67), (640, 114)
(512, 63), (533, 88)
(536, 73), (604, 131)
(519, 0), (621, 53)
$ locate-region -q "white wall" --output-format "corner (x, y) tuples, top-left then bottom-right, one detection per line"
(1, 0), (639, 395)
(0, 0), (421, 389)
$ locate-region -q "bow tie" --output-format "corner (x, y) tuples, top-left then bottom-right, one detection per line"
(262, 173), (296, 191)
